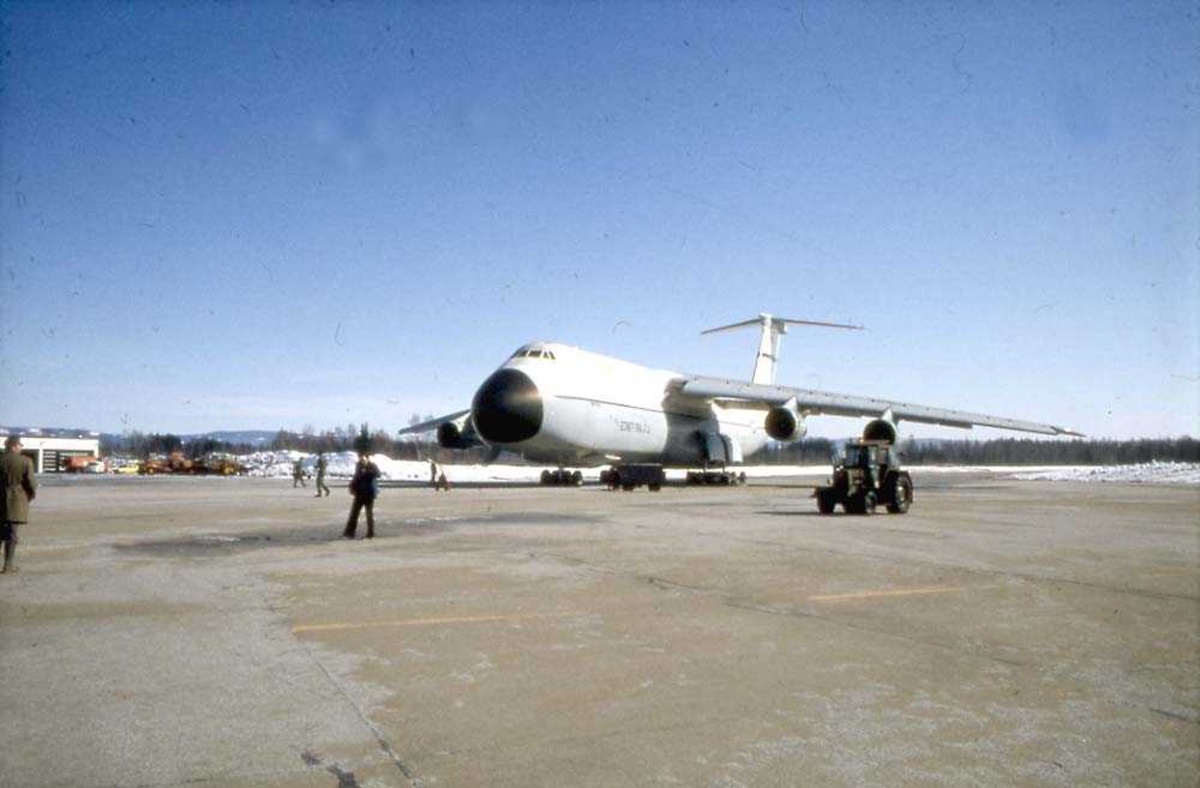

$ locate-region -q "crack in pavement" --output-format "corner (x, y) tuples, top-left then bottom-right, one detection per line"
(297, 639), (420, 786)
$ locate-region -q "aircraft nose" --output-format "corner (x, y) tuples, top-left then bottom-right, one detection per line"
(472, 368), (543, 444)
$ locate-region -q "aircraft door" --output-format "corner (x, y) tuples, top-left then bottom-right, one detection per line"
(697, 431), (728, 466)
(722, 434), (743, 464)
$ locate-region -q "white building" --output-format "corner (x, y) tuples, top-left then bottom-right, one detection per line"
(1, 429), (101, 473)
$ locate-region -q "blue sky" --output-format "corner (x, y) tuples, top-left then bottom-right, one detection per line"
(1, 1), (1196, 439)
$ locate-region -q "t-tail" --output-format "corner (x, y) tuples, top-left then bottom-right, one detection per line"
(701, 313), (863, 385)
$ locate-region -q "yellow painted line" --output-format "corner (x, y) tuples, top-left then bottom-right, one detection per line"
(293, 612), (575, 634)
(809, 586), (963, 602)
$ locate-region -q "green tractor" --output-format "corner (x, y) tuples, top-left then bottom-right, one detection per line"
(814, 440), (913, 515)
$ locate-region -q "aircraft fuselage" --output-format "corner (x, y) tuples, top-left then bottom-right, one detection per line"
(471, 342), (769, 467)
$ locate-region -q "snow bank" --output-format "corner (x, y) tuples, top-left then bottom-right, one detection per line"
(235, 452), (1199, 486)
(240, 450), (311, 478)
(1007, 461), (1200, 485)
(237, 452), (832, 482)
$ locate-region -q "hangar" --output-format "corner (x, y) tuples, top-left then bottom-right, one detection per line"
(0, 428), (101, 473)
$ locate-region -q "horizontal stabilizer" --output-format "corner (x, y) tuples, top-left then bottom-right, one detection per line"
(701, 313), (863, 386)
(701, 316), (863, 335)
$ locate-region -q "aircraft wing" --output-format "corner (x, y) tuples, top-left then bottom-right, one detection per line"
(396, 409), (470, 435)
(676, 376), (1084, 437)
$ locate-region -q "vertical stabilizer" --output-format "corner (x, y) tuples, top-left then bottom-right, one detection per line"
(701, 314), (864, 385)
(752, 313), (783, 385)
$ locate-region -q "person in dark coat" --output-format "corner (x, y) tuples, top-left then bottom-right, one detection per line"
(343, 453), (380, 539)
(1, 435), (37, 574)
(292, 458), (306, 488)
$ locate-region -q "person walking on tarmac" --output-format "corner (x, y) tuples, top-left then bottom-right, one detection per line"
(292, 458), (306, 488)
(1, 435), (37, 574)
(429, 458), (451, 492)
(344, 451), (380, 539)
(314, 452), (331, 497)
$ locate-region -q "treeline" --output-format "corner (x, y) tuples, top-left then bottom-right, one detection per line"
(262, 424), (499, 462)
(102, 425), (497, 464)
(102, 431), (257, 459)
(103, 429), (1198, 466)
(898, 436), (1198, 465)
(765, 436), (1198, 465)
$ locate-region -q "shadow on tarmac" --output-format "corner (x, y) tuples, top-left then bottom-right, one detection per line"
(116, 512), (609, 557)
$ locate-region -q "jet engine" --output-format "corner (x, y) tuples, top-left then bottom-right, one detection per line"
(862, 418), (897, 444)
(765, 401), (806, 441)
(437, 415), (483, 450)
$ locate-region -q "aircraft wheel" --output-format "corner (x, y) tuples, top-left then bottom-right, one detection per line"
(648, 483), (662, 492)
(540, 470), (553, 485)
(571, 470), (583, 486)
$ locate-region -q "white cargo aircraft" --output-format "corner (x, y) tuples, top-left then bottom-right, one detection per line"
(399, 314), (1082, 472)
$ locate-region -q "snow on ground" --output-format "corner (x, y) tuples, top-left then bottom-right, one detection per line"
(1006, 461), (1200, 485)
(238, 451), (830, 482)
(236, 451), (1200, 486)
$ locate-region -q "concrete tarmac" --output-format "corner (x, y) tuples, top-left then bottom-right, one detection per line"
(1, 475), (1197, 788)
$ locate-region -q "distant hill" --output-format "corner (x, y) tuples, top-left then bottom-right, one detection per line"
(188, 430), (276, 447)
(1, 426), (102, 439)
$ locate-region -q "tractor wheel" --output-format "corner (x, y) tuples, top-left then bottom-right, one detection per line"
(862, 491), (877, 515)
(816, 490), (836, 514)
(886, 474), (912, 514)
(540, 470), (553, 485)
(571, 470), (583, 486)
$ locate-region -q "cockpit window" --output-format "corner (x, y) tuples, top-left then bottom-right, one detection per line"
(509, 347), (556, 360)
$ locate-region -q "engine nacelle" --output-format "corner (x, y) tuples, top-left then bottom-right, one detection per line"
(862, 418), (897, 444)
(437, 415), (483, 450)
(765, 402), (807, 442)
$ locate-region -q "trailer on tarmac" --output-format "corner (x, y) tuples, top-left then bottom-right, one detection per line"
(601, 464), (666, 492)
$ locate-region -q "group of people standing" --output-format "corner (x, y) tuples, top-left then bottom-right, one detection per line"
(1, 441), (444, 575)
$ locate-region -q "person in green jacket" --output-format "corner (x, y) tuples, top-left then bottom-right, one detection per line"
(1, 435), (37, 574)
(314, 452), (331, 497)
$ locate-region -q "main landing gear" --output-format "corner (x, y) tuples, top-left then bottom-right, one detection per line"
(685, 470), (747, 486)
(540, 469), (583, 486)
